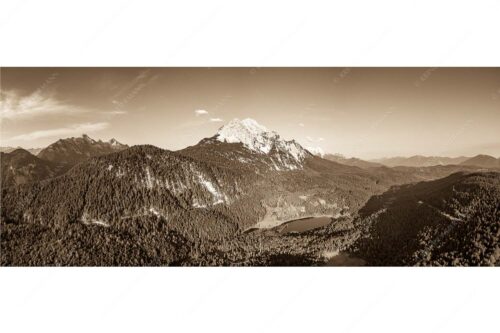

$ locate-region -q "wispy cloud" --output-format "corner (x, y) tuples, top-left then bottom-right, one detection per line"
(298, 123), (305, 127)
(209, 118), (223, 122)
(195, 109), (209, 116)
(0, 90), (86, 120)
(4, 122), (109, 142)
(1, 89), (128, 123)
(110, 69), (159, 109)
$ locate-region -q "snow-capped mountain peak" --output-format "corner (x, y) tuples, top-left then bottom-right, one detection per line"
(216, 118), (275, 154)
(215, 118), (310, 166)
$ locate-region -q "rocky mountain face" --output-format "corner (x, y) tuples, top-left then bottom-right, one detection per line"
(194, 118), (311, 171)
(372, 155), (470, 167)
(37, 134), (128, 166)
(1, 149), (68, 187)
(460, 154), (500, 168)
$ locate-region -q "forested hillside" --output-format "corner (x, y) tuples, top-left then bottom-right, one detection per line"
(351, 172), (500, 266)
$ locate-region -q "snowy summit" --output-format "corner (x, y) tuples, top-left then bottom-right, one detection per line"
(216, 118), (273, 153)
(215, 118), (309, 163)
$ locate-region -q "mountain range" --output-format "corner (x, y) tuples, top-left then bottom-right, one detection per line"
(308, 152), (500, 169)
(1, 118), (498, 266)
(371, 155), (500, 168)
(37, 134), (128, 165)
(322, 153), (382, 169)
(1, 135), (128, 187)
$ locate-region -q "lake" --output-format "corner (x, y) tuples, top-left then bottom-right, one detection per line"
(277, 216), (332, 234)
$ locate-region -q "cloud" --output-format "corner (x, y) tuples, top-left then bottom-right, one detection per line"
(0, 90), (87, 120)
(110, 69), (159, 108)
(4, 122), (109, 142)
(209, 118), (223, 122)
(195, 109), (209, 116)
(298, 123), (305, 127)
(1, 90), (128, 123)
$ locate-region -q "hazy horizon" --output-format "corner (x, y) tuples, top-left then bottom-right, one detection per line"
(1, 68), (499, 159)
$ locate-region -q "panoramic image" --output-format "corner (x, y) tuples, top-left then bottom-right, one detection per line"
(1, 67), (499, 266)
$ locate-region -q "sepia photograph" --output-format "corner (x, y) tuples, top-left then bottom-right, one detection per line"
(1, 1), (500, 332)
(2, 67), (499, 266)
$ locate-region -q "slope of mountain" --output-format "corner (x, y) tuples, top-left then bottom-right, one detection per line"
(460, 154), (500, 168)
(351, 172), (500, 266)
(372, 155), (469, 167)
(0, 149), (67, 188)
(37, 134), (128, 166)
(323, 153), (382, 169)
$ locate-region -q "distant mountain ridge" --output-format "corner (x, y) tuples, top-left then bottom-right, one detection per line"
(322, 153), (382, 169)
(0, 146), (43, 156)
(372, 155), (470, 167)
(460, 154), (500, 168)
(37, 134), (128, 166)
(1, 148), (68, 187)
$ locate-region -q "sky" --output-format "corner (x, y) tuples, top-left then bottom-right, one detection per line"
(1, 67), (499, 159)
